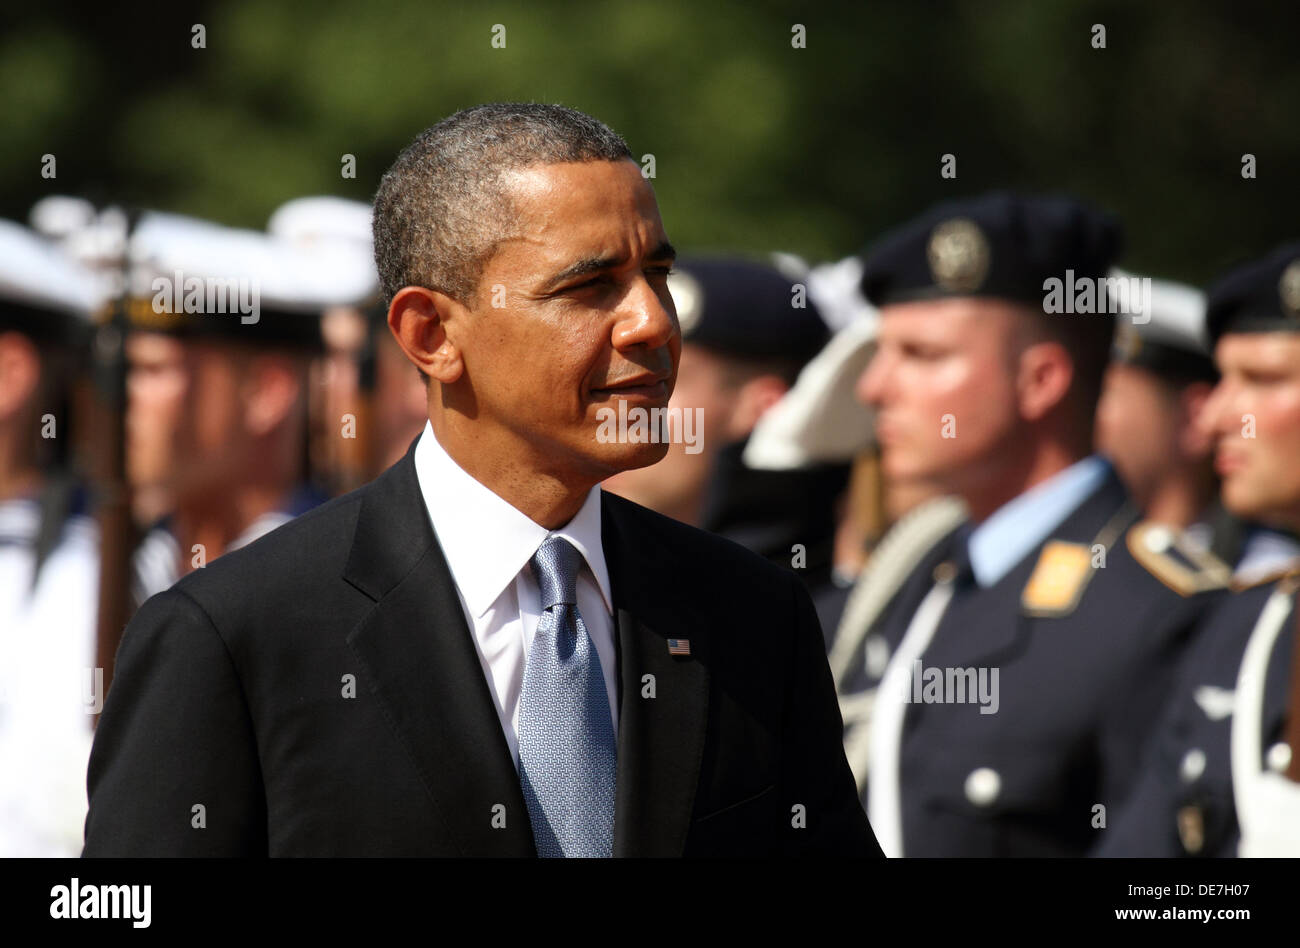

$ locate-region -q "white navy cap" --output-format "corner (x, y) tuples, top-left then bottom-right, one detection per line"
(124, 211), (377, 348)
(1110, 268), (1216, 382)
(0, 218), (107, 345)
(267, 196), (379, 308)
(29, 196), (130, 286)
(267, 196), (374, 250)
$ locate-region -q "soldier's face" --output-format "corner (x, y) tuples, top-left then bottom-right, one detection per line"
(126, 332), (187, 495)
(373, 331), (430, 470)
(602, 343), (742, 524)
(1095, 364), (1193, 509)
(172, 342), (246, 501)
(127, 334), (244, 513)
(456, 159), (680, 482)
(857, 298), (1023, 497)
(1202, 333), (1300, 527)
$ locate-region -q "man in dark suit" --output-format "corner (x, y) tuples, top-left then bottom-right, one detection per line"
(82, 103), (880, 857)
(840, 192), (1228, 857)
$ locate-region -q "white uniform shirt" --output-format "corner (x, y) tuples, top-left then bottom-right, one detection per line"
(0, 499), (99, 857)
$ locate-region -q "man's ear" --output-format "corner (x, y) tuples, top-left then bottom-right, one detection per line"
(730, 373), (789, 440)
(242, 354), (302, 437)
(388, 286), (466, 386)
(1016, 340), (1074, 423)
(0, 332), (41, 421)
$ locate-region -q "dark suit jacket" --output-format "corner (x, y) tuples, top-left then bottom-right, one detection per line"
(83, 439), (880, 857)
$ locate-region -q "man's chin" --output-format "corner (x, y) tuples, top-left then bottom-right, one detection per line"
(594, 440), (670, 475)
(880, 449), (938, 485)
(613, 444), (670, 473)
(1221, 480), (1297, 527)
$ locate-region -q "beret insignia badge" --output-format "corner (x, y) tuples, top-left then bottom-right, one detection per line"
(1279, 258), (1300, 320)
(927, 218), (991, 293)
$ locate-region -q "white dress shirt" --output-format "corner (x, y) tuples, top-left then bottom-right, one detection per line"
(411, 421), (618, 765)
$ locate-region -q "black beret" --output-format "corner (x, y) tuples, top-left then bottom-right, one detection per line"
(669, 256), (829, 365)
(858, 191), (1123, 310)
(1205, 241), (1300, 345)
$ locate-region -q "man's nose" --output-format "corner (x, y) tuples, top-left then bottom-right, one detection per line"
(856, 348), (891, 408)
(1197, 377), (1234, 440)
(612, 278), (677, 352)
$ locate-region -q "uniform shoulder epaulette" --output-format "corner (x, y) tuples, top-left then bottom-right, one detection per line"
(1021, 540), (1096, 616)
(1127, 521), (1232, 596)
(1021, 500), (1138, 617)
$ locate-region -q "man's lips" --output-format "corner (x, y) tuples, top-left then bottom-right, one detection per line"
(1215, 450), (1248, 476)
(589, 375), (670, 400)
(873, 419), (906, 446)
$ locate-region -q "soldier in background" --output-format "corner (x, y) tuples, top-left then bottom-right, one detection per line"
(738, 259), (965, 788)
(601, 256), (851, 637)
(1095, 270), (1299, 579)
(126, 213), (375, 605)
(845, 191), (1228, 857)
(0, 219), (105, 856)
(1100, 242), (1300, 857)
(268, 197), (427, 495)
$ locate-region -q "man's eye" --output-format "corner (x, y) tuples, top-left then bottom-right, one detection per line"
(646, 266), (675, 278)
(904, 345), (944, 360)
(1242, 370), (1288, 385)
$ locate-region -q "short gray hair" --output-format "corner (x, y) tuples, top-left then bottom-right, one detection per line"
(373, 103), (634, 306)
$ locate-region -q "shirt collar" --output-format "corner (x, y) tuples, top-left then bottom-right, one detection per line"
(1234, 527), (1300, 585)
(967, 454), (1111, 588)
(412, 421), (612, 618)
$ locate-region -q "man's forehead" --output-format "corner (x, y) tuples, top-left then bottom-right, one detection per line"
(128, 331), (182, 354)
(880, 298), (982, 333)
(1217, 332), (1300, 368)
(501, 157), (645, 194)
(497, 161), (663, 248)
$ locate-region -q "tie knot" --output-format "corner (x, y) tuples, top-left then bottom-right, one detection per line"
(531, 535), (581, 610)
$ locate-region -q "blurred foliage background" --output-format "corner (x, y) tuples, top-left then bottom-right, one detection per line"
(2, 0), (1296, 283)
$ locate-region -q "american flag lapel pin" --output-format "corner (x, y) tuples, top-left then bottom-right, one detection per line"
(667, 638), (691, 657)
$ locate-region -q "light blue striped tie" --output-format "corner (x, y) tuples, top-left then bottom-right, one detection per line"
(517, 535), (617, 857)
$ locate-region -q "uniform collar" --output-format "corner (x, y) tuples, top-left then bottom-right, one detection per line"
(1234, 527), (1300, 587)
(967, 454), (1112, 588)
(412, 421), (612, 619)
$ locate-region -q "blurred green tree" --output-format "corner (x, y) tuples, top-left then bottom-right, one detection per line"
(2, 0), (1295, 281)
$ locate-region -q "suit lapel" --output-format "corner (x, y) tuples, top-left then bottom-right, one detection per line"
(602, 494), (711, 857)
(342, 444), (535, 856)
